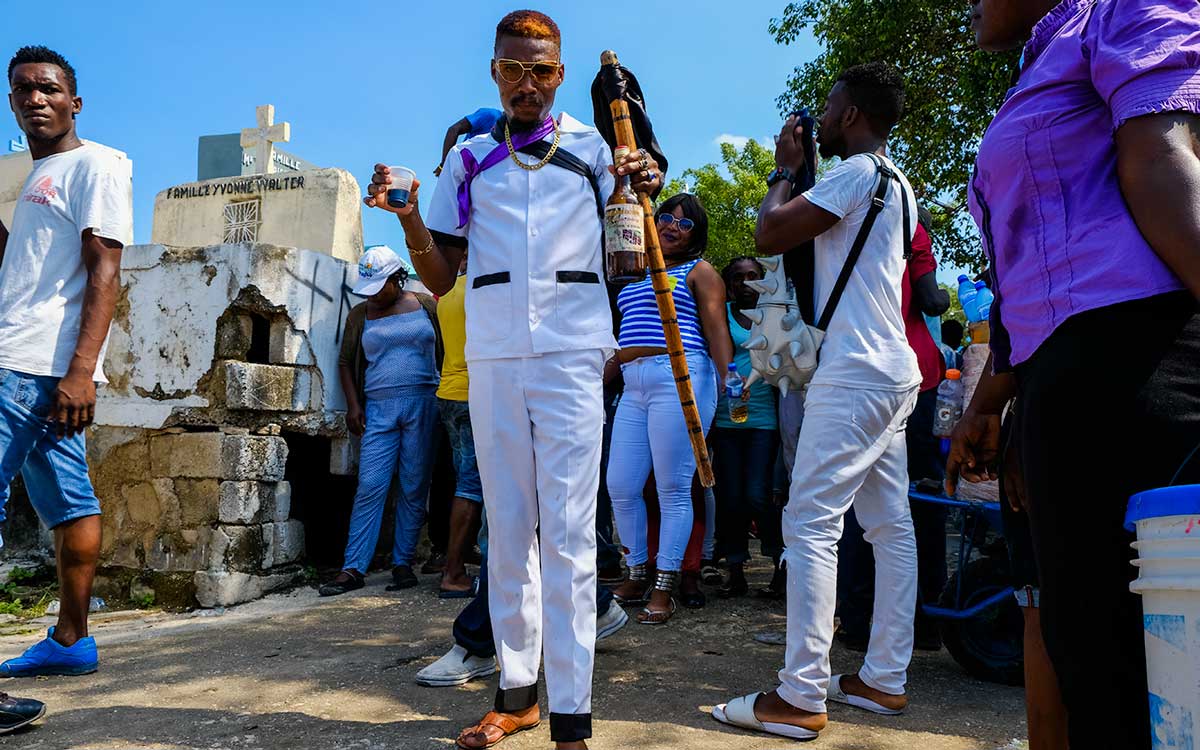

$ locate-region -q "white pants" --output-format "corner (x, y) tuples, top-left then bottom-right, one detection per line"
(607, 353), (717, 571)
(778, 384), (919, 713)
(468, 350), (603, 738)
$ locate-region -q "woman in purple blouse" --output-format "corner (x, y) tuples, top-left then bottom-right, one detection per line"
(947, 2), (1200, 748)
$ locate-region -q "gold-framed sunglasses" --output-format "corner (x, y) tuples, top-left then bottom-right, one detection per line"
(494, 58), (563, 85)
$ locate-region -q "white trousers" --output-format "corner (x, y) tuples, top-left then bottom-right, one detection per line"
(468, 350), (603, 733)
(778, 383), (919, 713)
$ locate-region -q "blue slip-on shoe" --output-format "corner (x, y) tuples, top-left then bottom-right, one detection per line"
(0, 627), (98, 677)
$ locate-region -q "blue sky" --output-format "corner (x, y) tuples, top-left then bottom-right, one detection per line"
(3, 1), (964, 282)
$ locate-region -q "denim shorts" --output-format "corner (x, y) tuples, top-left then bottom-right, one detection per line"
(0, 368), (102, 530)
(438, 398), (483, 503)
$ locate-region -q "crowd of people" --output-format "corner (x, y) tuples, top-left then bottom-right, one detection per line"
(0, 2), (1197, 748)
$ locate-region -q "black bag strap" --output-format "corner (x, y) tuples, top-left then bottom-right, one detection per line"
(897, 160), (913, 262)
(518, 140), (605, 225)
(815, 153), (898, 331)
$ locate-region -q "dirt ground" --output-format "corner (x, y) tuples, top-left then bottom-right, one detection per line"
(0, 562), (1026, 750)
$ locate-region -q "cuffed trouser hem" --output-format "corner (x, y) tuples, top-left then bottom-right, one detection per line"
(494, 684), (538, 713)
(549, 712), (592, 742)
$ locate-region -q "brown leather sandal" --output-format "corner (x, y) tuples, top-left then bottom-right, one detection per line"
(455, 710), (539, 749)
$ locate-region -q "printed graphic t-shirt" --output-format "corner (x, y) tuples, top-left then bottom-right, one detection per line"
(0, 142), (133, 382)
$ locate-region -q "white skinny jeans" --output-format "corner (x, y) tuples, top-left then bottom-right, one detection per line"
(607, 352), (717, 571)
(777, 383), (919, 713)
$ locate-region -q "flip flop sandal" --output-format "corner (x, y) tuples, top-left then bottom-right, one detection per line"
(711, 693), (819, 741)
(827, 674), (906, 715)
(612, 585), (651, 606)
(438, 587), (474, 599)
(637, 598), (677, 625)
(455, 711), (539, 749)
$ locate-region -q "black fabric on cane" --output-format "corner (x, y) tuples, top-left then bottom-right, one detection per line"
(591, 60), (668, 200)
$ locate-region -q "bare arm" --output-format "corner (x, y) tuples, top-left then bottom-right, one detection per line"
(691, 261), (734, 385)
(944, 353), (1017, 495)
(913, 271), (951, 316)
(338, 363), (364, 435)
(1116, 112), (1200, 298)
(438, 118), (471, 170)
(53, 230), (122, 438)
(363, 167), (464, 296)
(755, 183), (840, 256)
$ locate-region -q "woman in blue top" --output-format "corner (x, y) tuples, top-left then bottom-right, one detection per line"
(711, 257), (782, 599)
(607, 194), (732, 625)
(320, 246), (443, 597)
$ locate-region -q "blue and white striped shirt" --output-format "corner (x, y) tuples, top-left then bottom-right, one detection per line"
(616, 258), (708, 352)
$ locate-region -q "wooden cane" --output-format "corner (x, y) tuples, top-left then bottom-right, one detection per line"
(600, 50), (715, 487)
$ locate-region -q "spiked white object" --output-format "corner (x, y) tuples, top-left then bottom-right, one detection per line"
(741, 259), (822, 395)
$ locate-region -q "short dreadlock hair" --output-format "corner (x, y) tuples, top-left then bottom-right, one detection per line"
(494, 10), (561, 52)
(8, 46), (76, 96)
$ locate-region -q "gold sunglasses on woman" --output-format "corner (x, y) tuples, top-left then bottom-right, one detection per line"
(494, 58), (563, 84)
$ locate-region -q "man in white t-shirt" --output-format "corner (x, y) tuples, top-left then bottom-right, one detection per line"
(0, 46), (131, 684)
(713, 62), (919, 742)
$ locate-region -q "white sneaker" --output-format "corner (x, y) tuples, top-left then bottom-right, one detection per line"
(596, 600), (629, 641)
(414, 644), (497, 687)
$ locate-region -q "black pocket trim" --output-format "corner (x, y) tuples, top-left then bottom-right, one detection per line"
(473, 272), (511, 289)
(556, 270), (600, 284)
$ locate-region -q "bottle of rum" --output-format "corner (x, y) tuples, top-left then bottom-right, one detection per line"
(604, 146), (647, 283)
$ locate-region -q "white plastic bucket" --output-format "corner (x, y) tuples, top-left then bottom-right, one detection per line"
(1126, 485), (1200, 749)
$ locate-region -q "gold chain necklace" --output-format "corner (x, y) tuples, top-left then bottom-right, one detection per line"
(505, 118), (561, 171)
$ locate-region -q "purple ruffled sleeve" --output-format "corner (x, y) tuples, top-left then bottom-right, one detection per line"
(1088, 0), (1200, 131)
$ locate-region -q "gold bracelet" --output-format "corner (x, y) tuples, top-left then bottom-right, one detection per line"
(407, 233), (435, 256)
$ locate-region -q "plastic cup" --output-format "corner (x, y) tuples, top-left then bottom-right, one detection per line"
(386, 166), (416, 209)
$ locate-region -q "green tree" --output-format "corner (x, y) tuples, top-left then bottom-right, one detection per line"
(662, 139), (777, 273)
(770, 1), (1019, 269)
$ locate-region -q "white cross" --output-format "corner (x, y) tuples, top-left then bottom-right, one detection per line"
(240, 105), (290, 175)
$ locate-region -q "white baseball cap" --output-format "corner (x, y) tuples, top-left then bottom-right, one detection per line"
(353, 245), (407, 297)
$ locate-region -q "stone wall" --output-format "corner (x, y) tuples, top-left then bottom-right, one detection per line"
(90, 428), (303, 607)
(88, 240), (362, 608)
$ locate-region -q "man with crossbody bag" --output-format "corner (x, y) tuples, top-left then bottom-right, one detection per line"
(712, 62), (919, 742)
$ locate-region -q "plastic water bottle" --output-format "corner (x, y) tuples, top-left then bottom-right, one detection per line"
(726, 363), (748, 424)
(934, 368), (964, 456)
(958, 275), (980, 323)
(973, 280), (994, 322)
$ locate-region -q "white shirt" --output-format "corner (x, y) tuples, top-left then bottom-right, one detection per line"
(425, 112), (617, 362)
(0, 142), (133, 382)
(803, 153), (920, 392)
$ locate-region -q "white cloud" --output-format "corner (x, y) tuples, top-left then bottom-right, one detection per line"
(713, 134), (777, 151)
(714, 133), (751, 149)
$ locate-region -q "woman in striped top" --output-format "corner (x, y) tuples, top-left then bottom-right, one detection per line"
(607, 193), (733, 625)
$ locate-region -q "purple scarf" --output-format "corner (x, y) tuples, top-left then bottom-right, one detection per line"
(456, 116), (556, 228)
